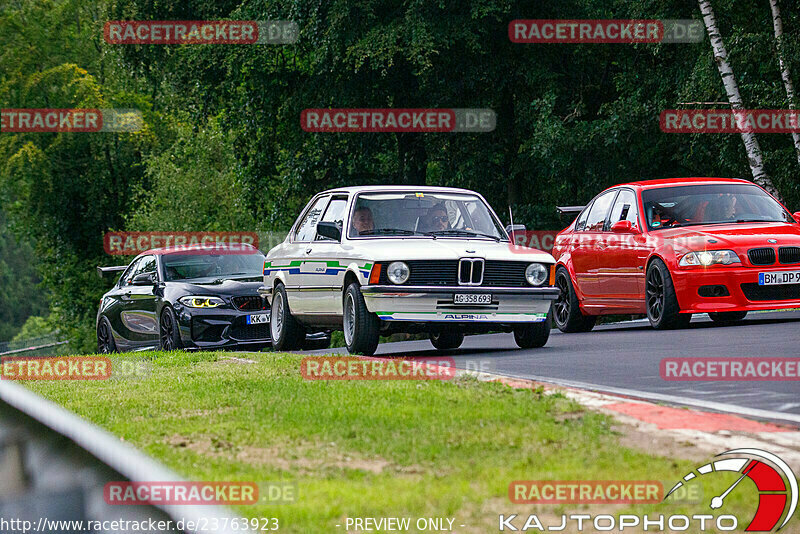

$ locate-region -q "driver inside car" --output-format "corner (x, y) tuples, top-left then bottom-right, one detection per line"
(350, 206), (375, 236)
(419, 203), (451, 232)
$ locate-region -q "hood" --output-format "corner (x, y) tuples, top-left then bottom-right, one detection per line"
(342, 238), (555, 263)
(658, 222), (800, 251)
(168, 277), (264, 296)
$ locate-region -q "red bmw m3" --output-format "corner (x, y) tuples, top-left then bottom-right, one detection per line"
(551, 178), (800, 331)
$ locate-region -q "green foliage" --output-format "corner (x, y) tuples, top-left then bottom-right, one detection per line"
(125, 117), (256, 232)
(1, 0), (800, 344)
(10, 313), (57, 342)
(0, 212), (48, 341)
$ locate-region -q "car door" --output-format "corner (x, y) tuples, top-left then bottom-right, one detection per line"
(311, 195), (350, 314)
(119, 254), (160, 347)
(284, 194), (331, 314)
(103, 257), (142, 351)
(595, 188), (648, 305)
(571, 189), (617, 301)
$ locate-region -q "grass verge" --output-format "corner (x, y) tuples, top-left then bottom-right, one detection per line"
(23, 351), (761, 533)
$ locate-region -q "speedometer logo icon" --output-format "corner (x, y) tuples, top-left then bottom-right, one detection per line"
(665, 448), (798, 531)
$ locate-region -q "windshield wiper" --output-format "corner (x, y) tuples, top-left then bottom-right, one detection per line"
(425, 229), (501, 241)
(359, 228), (423, 236)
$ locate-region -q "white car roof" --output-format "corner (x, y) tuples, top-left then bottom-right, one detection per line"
(318, 185), (482, 195)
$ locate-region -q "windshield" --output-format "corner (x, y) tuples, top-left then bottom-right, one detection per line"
(162, 252), (265, 281)
(348, 191), (507, 240)
(641, 183), (793, 230)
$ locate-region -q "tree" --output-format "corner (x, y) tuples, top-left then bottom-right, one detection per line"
(698, 0), (779, 198)
(768, 0), (800, 167)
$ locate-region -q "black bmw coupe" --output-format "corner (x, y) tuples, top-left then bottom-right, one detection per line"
(96, 244), (330, 352)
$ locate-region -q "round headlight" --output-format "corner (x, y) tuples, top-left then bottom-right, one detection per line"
(525, 263), (548, 286)
(387, 261), (410, 284)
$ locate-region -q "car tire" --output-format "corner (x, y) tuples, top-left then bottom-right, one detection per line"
(429, 331), (464, 351)
(303, 333), (332, 351)
(646, 259), (691, 330)
(97, 317), (117, 354)
(270, 283), (305, 351)
(343, 283), (380, 356)
(553, 267), (596, 333)
(708, 311), (748, 324)
(159, 306), (184, 351)
(514, 307), (552, 348)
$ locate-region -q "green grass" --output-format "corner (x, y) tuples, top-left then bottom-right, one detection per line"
(24, 351), (762, 532)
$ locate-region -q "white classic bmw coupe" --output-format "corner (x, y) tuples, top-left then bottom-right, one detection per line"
(260, 186), (560, 355)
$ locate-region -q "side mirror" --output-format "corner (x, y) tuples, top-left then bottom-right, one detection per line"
(131, 272), (156, 286)
(610, 220), (639, 234)
(793, 211), (800, 224)
(506, 224), (526, 234)
(316, 221), (342, 242)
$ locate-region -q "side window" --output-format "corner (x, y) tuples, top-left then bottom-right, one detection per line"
(584, 190), (617, 232)
(137, 255), (157, 279)
(575, 205), (591, 231)
(316, 196), (348, 241)
(294, 196), (330, 242)
(608, 189), (639, 229)
(120, 258), (143, 287)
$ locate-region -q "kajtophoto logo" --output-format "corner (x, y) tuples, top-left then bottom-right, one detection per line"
(499, 449), (797, 531)
(665, 449), (797, 531)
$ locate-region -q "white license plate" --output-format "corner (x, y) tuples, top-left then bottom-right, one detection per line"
(759, 271), (800, 285)
(454, 293), (492, 305)
(246, 313), (270, 324)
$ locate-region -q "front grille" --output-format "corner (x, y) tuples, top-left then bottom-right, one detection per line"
(778, 246), (800, 265)
(458, 259), (484, 285)
(483, 261), (529, 287)
(232, 295), (267, 311)
(378, 260), (532, 287)
(741, 283), (800, 301)
(230, 320), (270, 340)
(379, 260), (458, 286)
(748, 247), (776, 266)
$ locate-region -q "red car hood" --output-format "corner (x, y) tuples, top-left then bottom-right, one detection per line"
(657, 222), (800, 250)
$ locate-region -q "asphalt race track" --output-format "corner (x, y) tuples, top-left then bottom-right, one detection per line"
(310, 310), (800, 425)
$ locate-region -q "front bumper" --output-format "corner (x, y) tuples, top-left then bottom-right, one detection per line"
(175, 306), (272, 350)
(360, 285), (559, 323)
(672, 266), (800, 313)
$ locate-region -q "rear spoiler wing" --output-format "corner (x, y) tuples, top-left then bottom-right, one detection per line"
(556, 205), (585, 214)
(97, 265), (127, 278)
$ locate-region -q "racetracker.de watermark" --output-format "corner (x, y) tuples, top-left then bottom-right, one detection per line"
(104, 231), (259, 255)
(1, 109), (142, 133)
(104, 21), (298, 44)
(0, 357), (149, 380)
(508, 481), (663, 504)
(301, 108), (495, 132)
(509, 19), (703, 43)
(301, 356), (456, 380)
(661, 109), (800, 133)
(661, 357), (800, 381)
(1, 357), (110, 380)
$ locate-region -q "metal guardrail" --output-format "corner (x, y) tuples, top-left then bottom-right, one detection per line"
(0, 341), (69, 356)
(0, 334), (63, 354)
(0, 380), (242, 533)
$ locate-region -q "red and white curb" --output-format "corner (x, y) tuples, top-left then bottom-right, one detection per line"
(458, 368), (800, 467)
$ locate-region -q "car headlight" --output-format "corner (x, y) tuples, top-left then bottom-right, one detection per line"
(679, 250), (741, 267)
(386, 262), (410, 284)
(525, 263), (548, 286)
(179, 296), (225, 308)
